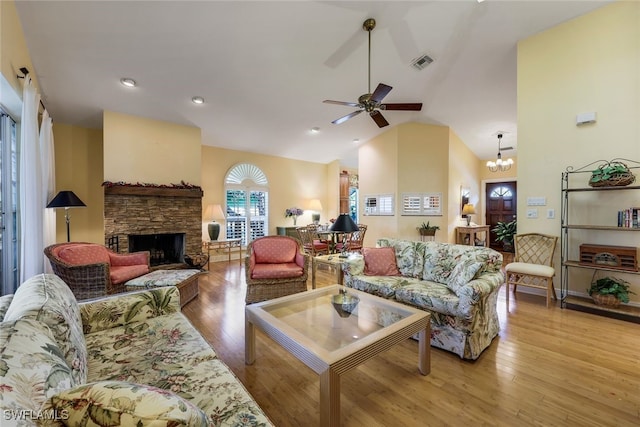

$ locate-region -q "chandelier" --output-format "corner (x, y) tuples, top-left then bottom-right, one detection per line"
(486, 133), (513, 172)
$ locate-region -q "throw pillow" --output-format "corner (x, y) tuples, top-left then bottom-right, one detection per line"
(446, 261), (484, 295)
(43, 381), (209, 427)
(363, 247), (401, 276)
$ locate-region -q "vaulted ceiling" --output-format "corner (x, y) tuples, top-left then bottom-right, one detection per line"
(15, 0), (610, 167)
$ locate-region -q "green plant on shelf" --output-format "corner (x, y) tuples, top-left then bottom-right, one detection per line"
(588, 277), (635, 303)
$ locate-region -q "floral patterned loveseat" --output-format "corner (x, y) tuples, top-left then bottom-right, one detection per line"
(342, 238), (504, 360)
(0, 274), (272, 426)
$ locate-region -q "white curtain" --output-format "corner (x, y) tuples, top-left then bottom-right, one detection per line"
(19, 77), (44, 282)
(41, 110), (56, 273)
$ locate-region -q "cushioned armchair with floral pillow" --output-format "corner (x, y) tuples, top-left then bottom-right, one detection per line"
(45, 242), (150, 300)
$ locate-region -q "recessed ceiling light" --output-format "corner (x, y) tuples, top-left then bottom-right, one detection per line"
(120, 78), (136, 88)
(192, 96), (205, 104)
(310, 127), (320, 133)
(353, 138), (360, 143)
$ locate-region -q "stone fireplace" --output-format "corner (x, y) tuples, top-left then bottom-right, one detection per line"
(104, 184), (203, 259)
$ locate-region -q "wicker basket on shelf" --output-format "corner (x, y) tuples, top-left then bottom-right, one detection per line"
(590, 293), (621, 308)
(589, 161), (636, 187)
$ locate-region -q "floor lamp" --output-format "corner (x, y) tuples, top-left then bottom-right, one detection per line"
(46, 191), (86, 242)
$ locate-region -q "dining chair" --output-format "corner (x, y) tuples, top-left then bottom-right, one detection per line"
(504, 233), (558, 309)
(297, 225), (330, 256)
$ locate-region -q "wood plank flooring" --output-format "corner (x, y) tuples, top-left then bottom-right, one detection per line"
(182, 260), (640, 427)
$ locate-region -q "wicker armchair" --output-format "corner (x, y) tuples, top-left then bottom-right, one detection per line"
(245, 236), (309, 304)
(44, 242), (150, 300)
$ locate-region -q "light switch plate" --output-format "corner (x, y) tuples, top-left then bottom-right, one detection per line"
(547, 209), (555, 219)
(527, 208), (538, 219)
(527, 197), (547, 206)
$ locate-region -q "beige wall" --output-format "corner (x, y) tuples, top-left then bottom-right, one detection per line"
(103, 111), (202, 185)
(518, 1), (640, 298)
(52, 124), (104, 243)
(201, 145), (329, 240)
(0, 0), (39, 100)
(359, 122), (480, 245)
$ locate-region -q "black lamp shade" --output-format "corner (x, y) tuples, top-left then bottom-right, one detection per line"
(330, 213), (359, 233)
(47, 191), (86, 208)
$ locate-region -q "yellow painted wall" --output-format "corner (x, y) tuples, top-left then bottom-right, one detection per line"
(52, 124), (104, 243)
(201, 145), (328, 240)
(397, 123), (449, 242)
(449, 130), (483, 240)
(103, 111), (202, 185)
(0, 0), (39, 98)
(518, 1), (640, 299)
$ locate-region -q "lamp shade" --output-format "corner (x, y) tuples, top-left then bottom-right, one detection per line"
(46, 191), (86, 208)
(462, 204), (476, 215)
(204, 204), (225, 221)
(307, 199), (323, 212)
(329, 213), (359, 233)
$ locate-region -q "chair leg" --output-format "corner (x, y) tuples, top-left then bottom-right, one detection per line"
(505, 279), (509, 312)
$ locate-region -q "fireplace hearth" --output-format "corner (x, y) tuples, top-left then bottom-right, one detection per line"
(104, 184), (203, 257)
(129, 233), (185, 266)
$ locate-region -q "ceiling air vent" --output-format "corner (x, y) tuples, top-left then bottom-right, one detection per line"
(411, 54), (434, 70)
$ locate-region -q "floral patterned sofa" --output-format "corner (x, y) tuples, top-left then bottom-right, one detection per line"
(0, 274), (272, 426)
(342, 238), (504, 360)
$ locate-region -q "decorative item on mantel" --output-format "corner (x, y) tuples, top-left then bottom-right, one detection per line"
(285, 207), (304, 225)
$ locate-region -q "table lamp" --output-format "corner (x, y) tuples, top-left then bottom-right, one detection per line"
(308, 199), (323, 224)
(204, 204), (225, 240)
(462, 203), (476, 226)
(46, 190), (86, 242)
(329, 213), (359, 258)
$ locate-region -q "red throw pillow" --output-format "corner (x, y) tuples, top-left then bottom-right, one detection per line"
(363, 247), (401, 276)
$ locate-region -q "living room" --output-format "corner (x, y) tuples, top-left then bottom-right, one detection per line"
(1, 1), (640, 425)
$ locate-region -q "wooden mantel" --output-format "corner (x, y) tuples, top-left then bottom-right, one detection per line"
(104, 185), (203, 198)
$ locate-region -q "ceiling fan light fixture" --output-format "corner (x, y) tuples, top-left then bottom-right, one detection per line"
(120, 78), (136, 88)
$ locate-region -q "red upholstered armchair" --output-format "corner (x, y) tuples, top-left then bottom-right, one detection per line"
(244, 236), (309, 304)
(44, 242), (150, 300)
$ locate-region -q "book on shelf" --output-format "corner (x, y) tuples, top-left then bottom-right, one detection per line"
(617, 207), (640, 228)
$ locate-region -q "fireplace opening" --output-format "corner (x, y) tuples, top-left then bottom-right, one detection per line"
(129, 233), (185, 266)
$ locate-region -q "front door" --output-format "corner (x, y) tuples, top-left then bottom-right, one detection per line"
(485, 181), (517, 251)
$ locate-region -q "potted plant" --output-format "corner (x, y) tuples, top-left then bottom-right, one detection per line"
(417, 221), (440, 237)
(492, 219), (517, 252)
(588, 276), (635, 307)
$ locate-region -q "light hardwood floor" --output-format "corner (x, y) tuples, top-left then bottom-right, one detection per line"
(183, 260), (640, 427)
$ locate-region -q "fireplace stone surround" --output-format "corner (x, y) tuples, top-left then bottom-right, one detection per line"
(104, 184), (203, 258)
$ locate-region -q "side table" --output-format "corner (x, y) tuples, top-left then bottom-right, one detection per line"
(202, 239), (242, 269)
(456, 225), (490, 247)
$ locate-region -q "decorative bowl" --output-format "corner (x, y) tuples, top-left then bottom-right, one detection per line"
(331, 293), (360, 318)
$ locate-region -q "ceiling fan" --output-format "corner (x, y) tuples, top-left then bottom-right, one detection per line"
(323, 18), (423, 128)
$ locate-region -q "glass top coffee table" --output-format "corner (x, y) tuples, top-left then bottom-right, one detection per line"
(245, 285), (430, 426)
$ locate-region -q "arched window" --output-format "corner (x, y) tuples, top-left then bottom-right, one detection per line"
(224, 164), (269, 245)
(489, 186), (513, 198)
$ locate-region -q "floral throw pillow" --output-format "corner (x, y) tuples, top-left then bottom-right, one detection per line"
(363, 247), (401, 276)
(43, 381), (209, 427)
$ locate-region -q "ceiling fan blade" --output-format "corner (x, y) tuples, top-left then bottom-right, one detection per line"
(332, 110), (363, 125)
(323, 100), (360, 108)
(370, 111), (389, 128)
(380, 103), (423, 111)
(370, 83), (393, 103)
